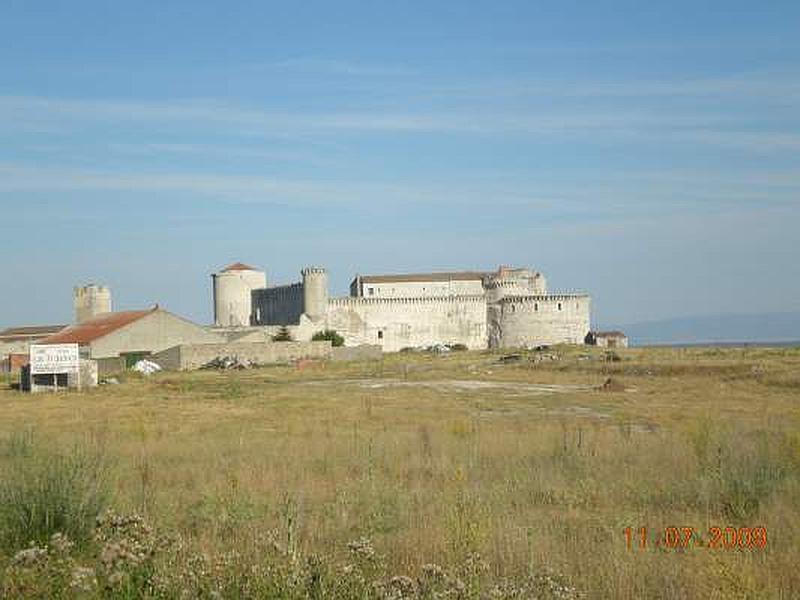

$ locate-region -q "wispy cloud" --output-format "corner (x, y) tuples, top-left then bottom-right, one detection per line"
(105, 142), (340, 167)
(258, 57), (413, 77)
(0, 94), (757, 137)
(425, 71), (800, 102)
(1, 161), (797, 213)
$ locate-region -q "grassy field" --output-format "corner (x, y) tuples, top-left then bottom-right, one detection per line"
(0, 345), (798, 598)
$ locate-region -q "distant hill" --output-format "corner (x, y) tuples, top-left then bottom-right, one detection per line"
(609, 312), (800, 346)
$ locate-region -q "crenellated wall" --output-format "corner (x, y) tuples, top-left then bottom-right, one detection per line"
(358, 279), (485, 298)
(323, 295), (487, 352)
(490, 294), (591, 348)
(240, 265), (592, 351)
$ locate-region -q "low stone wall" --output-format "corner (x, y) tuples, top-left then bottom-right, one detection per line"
(330, 344), (383, 362)
(153, 341), (332, 371)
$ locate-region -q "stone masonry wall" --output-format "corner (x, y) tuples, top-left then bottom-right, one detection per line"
(491, 294), (591, 348)
(360, 280), (485, 298)
(252, 283), (304, 325)
(323, 295), (487, 352)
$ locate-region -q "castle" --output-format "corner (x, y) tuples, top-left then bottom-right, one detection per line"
(211, 263), (591, 352)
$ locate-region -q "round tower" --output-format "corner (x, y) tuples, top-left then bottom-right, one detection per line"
(212, 263), (267, 327)
(74, 284), (112, 323)
(301, 267), (328, 321)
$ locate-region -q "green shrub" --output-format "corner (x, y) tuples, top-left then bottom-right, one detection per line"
(311, 329), (345, 347)
(0, 432), (111, 554)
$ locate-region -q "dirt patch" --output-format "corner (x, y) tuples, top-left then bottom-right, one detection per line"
(302, 378), (594, 395)
(598, 377), (627, 392)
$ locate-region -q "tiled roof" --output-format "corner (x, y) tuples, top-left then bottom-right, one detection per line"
(39, 309), (156, 345)
(0, 325), (67, 340)
(221, 262), (259, 272)
(357, 271), (492, 284)
(594, 331), (627, 338)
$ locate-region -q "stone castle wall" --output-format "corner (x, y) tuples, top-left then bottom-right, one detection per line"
(252, 283), (304, 325)
(323, 295), (487, 352)
(360, 280), (485, 298)
(490, 294), (590, 348)
(243, 266), (592, 351)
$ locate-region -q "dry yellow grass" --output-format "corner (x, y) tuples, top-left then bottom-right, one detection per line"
(1, 345), (798, 597)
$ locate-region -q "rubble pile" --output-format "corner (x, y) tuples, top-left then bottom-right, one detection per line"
(132, 359), (162, 375)
(200, 356), (260, 370)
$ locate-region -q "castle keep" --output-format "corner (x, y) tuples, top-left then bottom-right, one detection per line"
(212, 263), (591, 351)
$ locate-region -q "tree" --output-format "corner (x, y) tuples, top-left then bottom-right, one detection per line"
(311, 329), (345, 347)
(272, 326), (293, 342)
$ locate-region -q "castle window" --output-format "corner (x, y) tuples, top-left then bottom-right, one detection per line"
(558, 302), (562, 311)
(534, 303), (538, 312)
(377, 330), (383, 340)
(368, 287), (374, 296)
(511, 304), (516, 313)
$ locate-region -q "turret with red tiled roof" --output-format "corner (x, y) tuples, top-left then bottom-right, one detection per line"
(221, 262), (259, 272)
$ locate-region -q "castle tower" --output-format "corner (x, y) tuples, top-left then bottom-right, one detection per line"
(212, 263), (267, 327)
(74, 284), (112, 323)
(484, 266), (547, 300)
(301, 267), (328, 321)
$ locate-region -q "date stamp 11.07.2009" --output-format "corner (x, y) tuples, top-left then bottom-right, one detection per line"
(624, 526), (767, 550)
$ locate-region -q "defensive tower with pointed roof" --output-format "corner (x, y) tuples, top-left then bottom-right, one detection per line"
(211, 263), (267, 327)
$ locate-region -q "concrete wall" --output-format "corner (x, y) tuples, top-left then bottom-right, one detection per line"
(153, 340), (332, 371)
(0, 340), (33, 358)
(324, 295), (487, 352)
(96, 356), (126, 376)
(68, 359), (98, 388)
(593, 335), (629, 348)
(89, 310), (225, 359)
(252, 282), (304, 325)
(491, 294), (591, 348)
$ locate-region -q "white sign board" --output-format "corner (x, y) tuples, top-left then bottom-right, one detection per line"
(30, 344), (80, 375)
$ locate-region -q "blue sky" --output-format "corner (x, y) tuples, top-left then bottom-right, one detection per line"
(1, 1), (799, 328)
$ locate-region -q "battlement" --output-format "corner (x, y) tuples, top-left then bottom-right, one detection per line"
(484, 279), (526, 289)
(329, 294), (486, 307)
(497, 292), (589, 302)
(230, 261), (591, 350)
(73, 283), (112, 324)
(74, 284), (110, 296)
(258, 282), (303, 294)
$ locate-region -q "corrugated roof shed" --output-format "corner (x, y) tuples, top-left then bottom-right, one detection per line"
(40, 309), (155, 345)
(0, 325), (67, 341)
